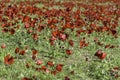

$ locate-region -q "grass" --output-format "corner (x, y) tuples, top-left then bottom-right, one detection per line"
(0, 25), (120, 80)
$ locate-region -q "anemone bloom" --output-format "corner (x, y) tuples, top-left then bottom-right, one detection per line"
(56, 64), (63, 72)
(4, 54), (14, 65)
(36, 59), (43, 65)
(64, 76), (70, 80)
(95, 50), (107, 60)
(32, 49), (38, 55)
(99, 53), (107, 59)
(15, 47), (19, 53)
(51, 70), (57, 75)
(59, 33), (68, 41)
(9, 28), (16, 35)
(47, 61), (54, 67)
(32, 49), (38, 60)
(68, 40), (74, 47)
(19, 50), (26, 55)
(1, 44), (6, 49)
(22, 77), (32, 80)
(32, 33), (38, 40)
(66, 49), (73, 55)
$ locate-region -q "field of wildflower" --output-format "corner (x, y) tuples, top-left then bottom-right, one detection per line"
(0, 0), (120, 80)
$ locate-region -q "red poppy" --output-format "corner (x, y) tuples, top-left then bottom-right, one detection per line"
(16, 25), (20, 29)
(50, 36), (56, 41)
(1, 23), (6, 28)
(32, 49), (38, 60)
(4, 54), (14, 65)
(25, 46), (29, 50)
(52, 19), (58, 23)
(99, 53), (107, 59)
(22, 77), (32, 80)
(102, 26), (109, 32)
(56, 64), (63, 72)
(1, 44), (6, 49)
(47, 19), (52, 25)
(15, 47), (19, 53)
(30, 21), (35, 27)
(49, 37), (55, 45)
(41, 66), (50, 73)
(2, 28), (9, 33)
(94, 37), (98, 42)
(64, 76), (70, 80)
(95, 50), (107, 60)
(94, 50), (102, 57)
(84, 42), (89, 47)
(66, 49), (73, 55)
(49, 25), (56, 29)
(50, 39), (55, 44)
(96, 42), (103, 46)
(9, 28), (15, 34)
(24, 22), (30, 28)
(32, 75), (37, 79)
(32, 55), (36, 60)
(45, 68), (50, 73)
(59, 33), (67, 41)
(105, 44), (111, 48)
(32, 49), (38, 55)
(115, 74), (119, 78)
(86, 29), (94, 34)
(36, 67), (41, 72)
(52, 30), (59, 38)
(36, 59), (43, 65)
(19, 50), (26, 55)
(111, 30), (117, 35)
(51, 70), (57, 75)
(32, 33), (38, 40)
(37, 26), (44, 32)
(110, 45), (115, 48)
(68, 40), (74, 47)
(79, 40), (89, 48)
(26, 63), (31, 68)
(23, 16), (31, 22)
(47, 61), (54, 67)
(41, 66), (47, 71)
(113, 67), (120, 70)
(27, 29), (33, 34)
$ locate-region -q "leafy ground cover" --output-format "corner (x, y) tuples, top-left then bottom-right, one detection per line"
(0, 0), (120, 80)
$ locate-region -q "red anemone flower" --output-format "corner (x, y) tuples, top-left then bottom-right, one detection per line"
(36, 59), (43, 65)
(27, 29), (33, 34)
(32, 33), (38, 40)
(15, 47), (19, 53)
(9, 28), (15, 34)
(47, 61), (54, 67)
(41, 66), (50, 73)
(32, 49), (38, 55)
(2, 28), (9, 33)
(51, 70), (57, 75)
(59, 33), (68, 41)
(95, 50), (107, 60)
(66, 49), (73, 55)
(99, 52), (107, 59)
(1, 44), (6, 49)
(68, 40), (74, 47)
(19, 50), (26, 55)
(22, 77), (32, 80)
(37, 26), (44, 32)
(56, 64), (64, 72)
(64, 76), (70, 80)
(4, 54), (14, 65)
